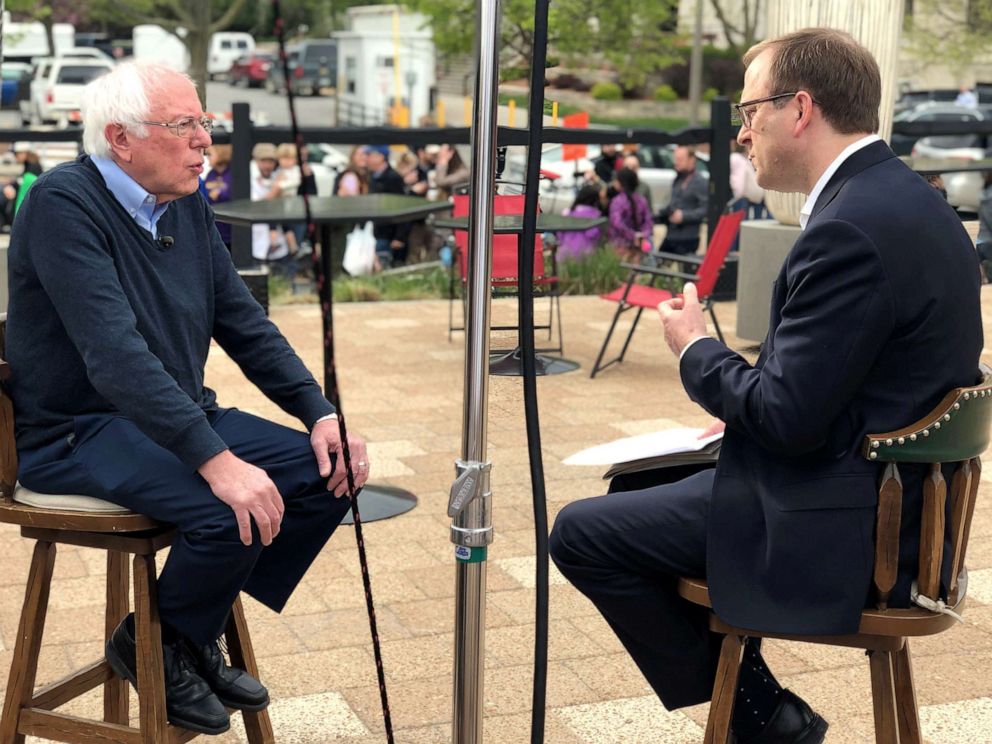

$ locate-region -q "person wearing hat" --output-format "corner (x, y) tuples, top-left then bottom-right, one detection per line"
(6, 62), (370, 733)
(363, 144), (408, 268)
(249, 142), (290, 272)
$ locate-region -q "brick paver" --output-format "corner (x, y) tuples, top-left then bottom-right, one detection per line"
(5, 289), (992, 743)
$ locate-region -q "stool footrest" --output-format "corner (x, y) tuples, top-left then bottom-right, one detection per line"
(21, 526), (175, 554)
(19, 706), (141, 744)
(31, 659), (113, 711)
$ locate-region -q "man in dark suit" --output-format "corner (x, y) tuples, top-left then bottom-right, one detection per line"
(550, 28), (983, 744)
(364, 144), (408, 268)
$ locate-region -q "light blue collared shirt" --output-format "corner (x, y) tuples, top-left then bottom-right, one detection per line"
(91, 155), (170, 239)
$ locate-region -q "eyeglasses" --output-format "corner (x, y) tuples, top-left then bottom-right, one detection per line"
(732, 92), (807, 129)
(140, 115), (215, 138)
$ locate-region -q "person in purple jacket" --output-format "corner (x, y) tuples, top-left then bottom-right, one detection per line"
(556, 183), (605, 260)
(607, 167), (653, 263)
(202, 144), (233, 249)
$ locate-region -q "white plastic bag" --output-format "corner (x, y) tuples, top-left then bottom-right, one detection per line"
(343, 221), (376, 276)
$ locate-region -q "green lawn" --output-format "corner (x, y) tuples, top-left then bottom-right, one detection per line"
(497, 92), (696, 131)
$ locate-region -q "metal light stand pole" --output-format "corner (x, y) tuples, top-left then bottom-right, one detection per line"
(448, 1), (501, 742)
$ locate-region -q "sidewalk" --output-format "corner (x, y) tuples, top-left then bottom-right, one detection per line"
(3, 292), (992, 743)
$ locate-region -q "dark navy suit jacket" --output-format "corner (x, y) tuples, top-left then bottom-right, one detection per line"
(680, 141), (983, 635)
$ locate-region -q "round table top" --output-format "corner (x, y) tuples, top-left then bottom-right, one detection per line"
(212, 194), (452, 226)
(432, 213), (606, 234)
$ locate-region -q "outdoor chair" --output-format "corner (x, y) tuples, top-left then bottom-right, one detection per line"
(678, 366), (992, 744)
(589, 209), (745, 379)
(0, 317), (274, 744)
(447, 192), (563, 354)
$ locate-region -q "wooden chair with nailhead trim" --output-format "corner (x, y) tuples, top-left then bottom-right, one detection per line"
(679, 366), (991, 744)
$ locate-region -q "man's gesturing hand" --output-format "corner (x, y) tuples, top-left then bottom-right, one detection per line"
(311, 418), (370, 498)
(198, 450), (284, 546)
(657, 281), (709, 357)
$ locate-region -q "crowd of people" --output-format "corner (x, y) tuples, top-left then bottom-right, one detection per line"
(201, 139), (471, 275)
(195, 134), (766, 278)
(556, 142), (758, 264)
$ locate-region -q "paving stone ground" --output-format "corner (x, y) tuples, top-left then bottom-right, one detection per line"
(4, 289), (992, 743)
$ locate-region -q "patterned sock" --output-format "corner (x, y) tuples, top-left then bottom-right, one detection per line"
(730, 640), (784, 740)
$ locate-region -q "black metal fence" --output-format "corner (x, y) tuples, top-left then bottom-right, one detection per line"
(3, 101), (990, 268)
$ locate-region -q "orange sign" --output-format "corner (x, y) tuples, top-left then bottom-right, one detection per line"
(562, 111), (589, 161)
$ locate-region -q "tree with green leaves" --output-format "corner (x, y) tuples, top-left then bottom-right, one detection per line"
(552, 0), (682, 93)
(706, 0), (763, 60)
(5, 0), (91, 60)
(903, 0), (992, 84)
(408, 0), (681, 93)
(87, 0), (250, 104)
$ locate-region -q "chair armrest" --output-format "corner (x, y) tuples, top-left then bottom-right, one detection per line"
(651, 251), (704, 267)
(620, 263), (699, 283)
(0, 360), (9, 382)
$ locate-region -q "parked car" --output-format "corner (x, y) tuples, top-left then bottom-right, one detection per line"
(1, 62), (33, 110)
(264, 46), (299, 94)
(894, 88), (959, 117)
(506, 142), (709, 215)
(209, 32), (255, 78)
(20, 57), (53, 125)
(228, 52), (276, 88)
(890, 103), (984, 156)
(267, 40), (336, 96)
(56, 47), (113, 60)
(305, 144), (349, 195)
(911, 135), (988, 213)
(23, 57), (114, 126)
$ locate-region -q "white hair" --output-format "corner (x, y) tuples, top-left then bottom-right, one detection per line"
(81, 61), (197, 158)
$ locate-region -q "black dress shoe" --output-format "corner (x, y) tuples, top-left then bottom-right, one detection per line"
(735, 690), (828, 744)
(105, 614), (230, 735)
(188, 638), (270, 711)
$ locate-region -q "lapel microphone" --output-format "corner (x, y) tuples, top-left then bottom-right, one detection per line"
(158, 235), (174, 249)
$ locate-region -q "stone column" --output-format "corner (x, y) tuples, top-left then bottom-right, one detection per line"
(762, 0), (905, 224)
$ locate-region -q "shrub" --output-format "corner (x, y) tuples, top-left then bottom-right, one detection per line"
(572, 79), (593, 93)
(557, 248), (628, 296)
(550, 73), (582, 89)
(499, 66), (529, 83)
(703, 86), (719, 102)
(660, 46), (745, 98)
(654, 84), (679, 102)
(591, 81), (623, 101)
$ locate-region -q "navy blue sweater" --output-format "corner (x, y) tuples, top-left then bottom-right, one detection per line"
(7, 156), (333, 470)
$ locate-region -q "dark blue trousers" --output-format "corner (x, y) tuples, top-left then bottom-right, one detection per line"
(18, 408), (350, 645)
(549, 468), (722, 710)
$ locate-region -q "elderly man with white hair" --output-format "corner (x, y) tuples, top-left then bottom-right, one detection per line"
(4, 61), (370, 735)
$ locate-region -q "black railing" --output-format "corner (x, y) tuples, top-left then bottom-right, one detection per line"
(12, 102), (992, 268)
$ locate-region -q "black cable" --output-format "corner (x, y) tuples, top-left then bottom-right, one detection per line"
(270, 3), (395, 742)
(518, 1), (552, 741)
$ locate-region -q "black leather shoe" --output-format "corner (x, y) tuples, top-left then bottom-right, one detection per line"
(105, 614), (230, 735)
(735, 690), (828, 744)
(188, 638), (270, 712)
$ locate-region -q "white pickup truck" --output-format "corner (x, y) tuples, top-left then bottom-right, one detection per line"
(21, 57), (114, 126)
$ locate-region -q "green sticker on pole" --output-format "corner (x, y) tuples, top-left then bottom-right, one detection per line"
(455, 545), (487, 563)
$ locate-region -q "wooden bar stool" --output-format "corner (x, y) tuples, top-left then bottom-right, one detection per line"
(0, 320), (275, 743)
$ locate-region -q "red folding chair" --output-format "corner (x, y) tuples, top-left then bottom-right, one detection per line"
(589, 209), (745, 379)
(447, 192), (562, 353)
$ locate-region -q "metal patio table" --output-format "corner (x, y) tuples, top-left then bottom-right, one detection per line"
(433, 212), (607, 376)
(214, 194), (451, 522)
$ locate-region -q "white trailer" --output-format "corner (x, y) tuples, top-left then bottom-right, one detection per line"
(132, 25), (190, 73)
(0, 12), (74, 60)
